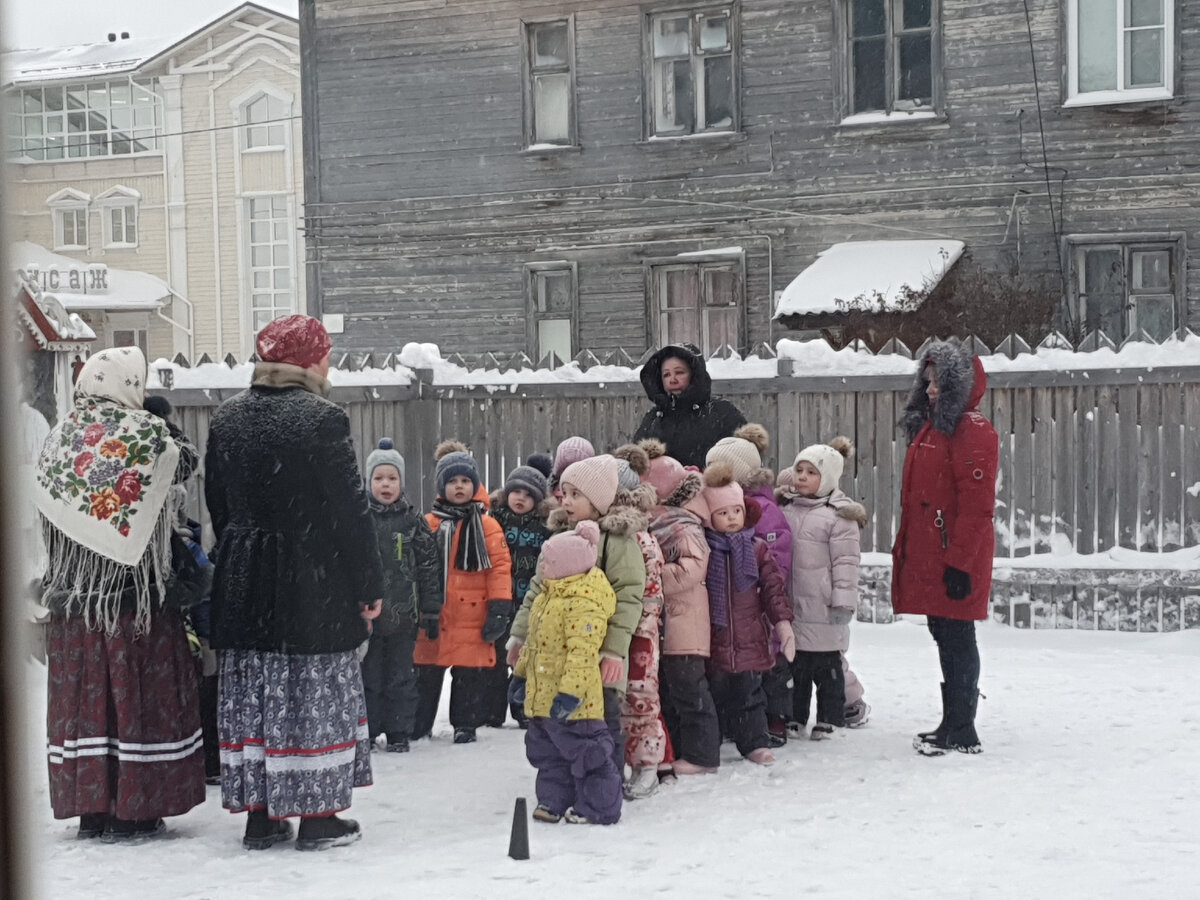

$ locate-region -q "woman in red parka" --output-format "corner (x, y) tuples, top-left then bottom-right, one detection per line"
(892, 341), (997, 756)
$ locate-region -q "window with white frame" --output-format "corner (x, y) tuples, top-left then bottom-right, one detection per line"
(1067, 0), (1173, 105)
(647, 7), (738, 137)
(7, 79), (161, 161)
(839, 0), (939, 119)
(246, 197), (295, 333)
(525, 262), (577, 363)
(524, 19), (576, 147)
(649, 258), (744, 355)
(1068, 236), (1183, 343)
(243, 94), (288, 149)
(96, 187), (140, 248)
(47, 190), (90, 250)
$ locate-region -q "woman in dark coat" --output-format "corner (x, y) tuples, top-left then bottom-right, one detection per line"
(892, 340), (997, 756)
(204, 315), (384, 851)
(632, 343), (747, 469)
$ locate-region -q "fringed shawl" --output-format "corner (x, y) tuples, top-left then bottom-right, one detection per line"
(31, 348), (180, 636)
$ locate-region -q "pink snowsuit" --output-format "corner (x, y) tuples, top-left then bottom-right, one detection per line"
(620, 530), (667, 769)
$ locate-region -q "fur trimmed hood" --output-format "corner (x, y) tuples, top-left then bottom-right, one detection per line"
(742, 465), (776, 491)
(489, 488), (554, 520)
(613, 481), (657, 514)
(662, 470), (703, 509)
(546, 502), (647, 537)
(251, 361), (331, 398)
(900, 341), (986, 443)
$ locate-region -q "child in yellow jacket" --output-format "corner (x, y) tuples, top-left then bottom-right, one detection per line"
(511, 521), (621, 825)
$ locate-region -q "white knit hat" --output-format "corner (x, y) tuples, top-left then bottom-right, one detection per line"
(793, 436), (854, 498)
(560, 454), (620, 515)
(705, 424), (770, 483)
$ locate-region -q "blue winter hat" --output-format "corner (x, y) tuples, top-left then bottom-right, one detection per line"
(366, 437), (406, 485)
(526, 453), (554, 480)
(435, 449), (481, 498)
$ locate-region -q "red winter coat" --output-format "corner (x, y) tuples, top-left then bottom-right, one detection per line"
(892, 351), (998, 621)
(707, 536), (792, 674)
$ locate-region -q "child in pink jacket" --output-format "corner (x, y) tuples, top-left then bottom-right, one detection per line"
(641, 439), (717, 775)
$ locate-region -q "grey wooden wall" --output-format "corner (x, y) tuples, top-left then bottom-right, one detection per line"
(301, 0), (1200, 355)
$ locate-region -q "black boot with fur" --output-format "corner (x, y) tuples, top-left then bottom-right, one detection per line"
(243, 808), (294, 850)
(295, 814), (361, 851)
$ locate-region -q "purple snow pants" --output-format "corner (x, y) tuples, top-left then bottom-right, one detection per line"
(525, 718), (622, 825)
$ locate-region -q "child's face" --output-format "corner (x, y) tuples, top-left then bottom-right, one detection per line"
(794, 461), (822, 498)
(561, 483), (597, 523)
(444, 475), (476, 504)
(370, 465), (402, 504)
(711, 505), (745, 533)
(507, 488), (535, 515)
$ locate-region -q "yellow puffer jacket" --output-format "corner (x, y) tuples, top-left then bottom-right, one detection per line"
(515, 567), (616, 722)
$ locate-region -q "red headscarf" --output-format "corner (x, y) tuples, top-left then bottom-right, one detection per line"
(255, 315), (332, 368)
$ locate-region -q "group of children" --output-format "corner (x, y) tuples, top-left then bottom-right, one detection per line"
(358, 424), (868, 826)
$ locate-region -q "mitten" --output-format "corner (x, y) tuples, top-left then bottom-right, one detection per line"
(829, 607), (854, 626)
(774, 620), (796, 662)
(549, 693), (582, 721)
(507, 677), (527, 705)
(420, 614), (440, 641)
(481, 600), (511, 643)
(943, 566), (972, 600)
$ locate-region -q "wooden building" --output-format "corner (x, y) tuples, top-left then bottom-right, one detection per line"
(302, 0), (1199, 358)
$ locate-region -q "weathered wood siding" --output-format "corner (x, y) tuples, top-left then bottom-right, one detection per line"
(301, 0), (1200, 355)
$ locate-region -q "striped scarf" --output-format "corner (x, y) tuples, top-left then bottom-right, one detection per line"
(430, 498), (492, 602)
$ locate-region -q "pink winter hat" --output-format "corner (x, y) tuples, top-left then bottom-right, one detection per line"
(560, 454), (620, 515)
(552, 436), (596, 480)
(702, 462), (745, 516)
(542, 520), (601, 579)
(640, 439), (688, 503)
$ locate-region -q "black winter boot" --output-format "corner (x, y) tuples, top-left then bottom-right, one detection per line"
(243, 809), (294, 850)
(913, 683), (949, 748)
(916, 683), (982, 756)
(295, 815), (361, 851)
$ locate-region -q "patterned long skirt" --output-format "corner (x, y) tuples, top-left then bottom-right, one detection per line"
(46, 608), (206, 821)
(218, 649), (372, 818)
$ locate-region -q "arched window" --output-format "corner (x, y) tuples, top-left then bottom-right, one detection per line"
(242, 93), (289, 149)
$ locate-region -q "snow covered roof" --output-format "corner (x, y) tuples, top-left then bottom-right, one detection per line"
(774, 240), (965, 318)
(2, 36), (171, 86)
(12, 241), (169, 311)
(15, 278), (96, 349)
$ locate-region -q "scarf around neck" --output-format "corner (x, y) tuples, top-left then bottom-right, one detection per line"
(32, 378), (180, 636)
(705, 527), (759, 628)
(430, 498), (492, 599)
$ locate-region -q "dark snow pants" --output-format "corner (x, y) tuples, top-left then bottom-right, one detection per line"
(761, 654), (794, 721)
(412, 664), (490, 737)
(660, 655), (720, 768)
(361, 627), (419, 741)
(525, 718), (622, 824)
(708, 670), (770, 756)
(928, 616), (980, 699)
(792, 650), (846, 727)
(480, 633), (513, 727)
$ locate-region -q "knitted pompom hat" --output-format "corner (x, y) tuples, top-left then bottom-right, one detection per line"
(542, 520), (601, 580)
(702, 461), (745, 517)
(526, 453), (554, 480)
(614, 458), (642, 492)
(366, 437), (406, 484)
(504, 465), (548, 505)
(552, 436), (596, 480)
(560, 453), (620, 515)
(435, 449), (481, 497)
(705, 423), (770, 484)
(640, 439), (689, 503)
(794, 436), (855, 498)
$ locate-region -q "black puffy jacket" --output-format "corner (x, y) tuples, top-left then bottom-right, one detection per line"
(204, 363), (384, 654)
(632, 344), (747, 469)
(368, 494), (442, 636)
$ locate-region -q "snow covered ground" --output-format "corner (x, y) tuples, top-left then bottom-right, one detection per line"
(21, 618), (1200, 899)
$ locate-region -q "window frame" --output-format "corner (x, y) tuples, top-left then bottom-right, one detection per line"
(1064, 232), (1186, 342)
(645, 252), (746, 354)
(47, 189), (91, 251)
(243, 195), (297, 339)
(96, 186), (141, 249)
(521, 16), (578, 149)
(834, 0), (943, 124)
(643, 4), (741, 139)
(524, 261), (579, 363)
(8, 78), (162, 163)
(1064, 0), (1175, 107)
(241, 93), (290, 151)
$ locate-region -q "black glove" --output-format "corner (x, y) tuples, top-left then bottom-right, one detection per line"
(943, 566), (972, 600)
(419, 614), (440, 641)
(507, 677), (526, 705)
(481, 600), (511, 643)
(549, 692), (581, 721)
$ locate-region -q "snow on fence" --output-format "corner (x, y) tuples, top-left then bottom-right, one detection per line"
(153, 333), (1200, 631)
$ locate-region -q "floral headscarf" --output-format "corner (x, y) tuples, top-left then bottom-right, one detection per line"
(32, 348), (182, 635)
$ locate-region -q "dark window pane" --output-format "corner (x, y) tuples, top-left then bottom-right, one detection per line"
(903, 0), (931, 30)
(703, 55), (733, 129)
(658, 58), (694, 132)
(852, 37), (887, 111)
(1081, 248), (1126, 339)
(898, 34), (932, 103)
(533, 22), (569, 68)
(1134, 295), (1173, 341)
(538, 271), (572, 312)
(852, 0), (886, 37)
(654, 16), (691, 58)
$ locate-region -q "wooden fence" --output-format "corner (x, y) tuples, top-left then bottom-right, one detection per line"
(160, 353), (1200, 631)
